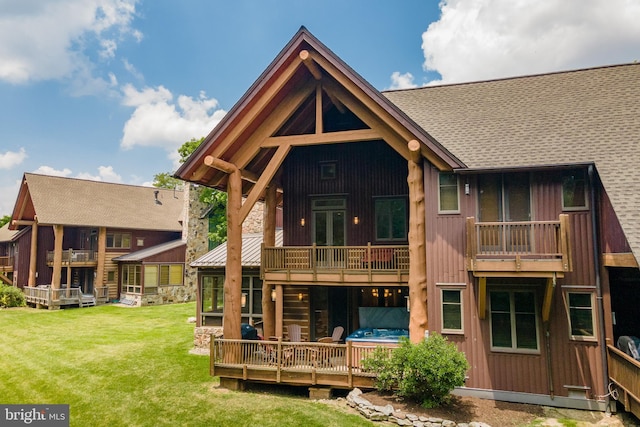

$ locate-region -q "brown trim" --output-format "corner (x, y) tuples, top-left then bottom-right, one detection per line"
(601, 252), (639, 268)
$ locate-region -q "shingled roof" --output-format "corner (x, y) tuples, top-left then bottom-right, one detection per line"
(191, 230), (283, 268)
(384, 63), (640, 261)
(11, 173), (184, 231)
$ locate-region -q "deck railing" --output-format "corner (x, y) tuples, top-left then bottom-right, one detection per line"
(466, 214), (572, 273)
(46, 249), (97, 264)
(23, 285), (102, 307)
(262, 244), (409, 274)
(211, 338), (394, 388)
(607, 344), (640, 419)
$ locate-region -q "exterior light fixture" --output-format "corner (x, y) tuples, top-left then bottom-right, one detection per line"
(353, 216), (359, 225)
(271, 288), (276, 302)
(298, 292), (304, 302)
(300, 218), (305, 227)
(241, 292), (247, 308)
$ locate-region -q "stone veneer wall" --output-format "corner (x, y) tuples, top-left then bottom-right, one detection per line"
(183, 183), (210, 303)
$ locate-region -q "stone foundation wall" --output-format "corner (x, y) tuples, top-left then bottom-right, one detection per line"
(194, 326), (223, 351)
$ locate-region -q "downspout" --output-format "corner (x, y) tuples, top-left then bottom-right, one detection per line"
(589, 164), (610, 412)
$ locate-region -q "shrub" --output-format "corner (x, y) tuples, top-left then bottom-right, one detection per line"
(0, 284), (26, 308)
(362, 333), (470, 408)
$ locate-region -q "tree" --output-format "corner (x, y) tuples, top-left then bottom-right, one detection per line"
(0, 215), (10, 228)
(153, 137), (228, 247)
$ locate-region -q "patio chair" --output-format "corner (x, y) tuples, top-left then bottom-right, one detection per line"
(317, 326), (344, 343)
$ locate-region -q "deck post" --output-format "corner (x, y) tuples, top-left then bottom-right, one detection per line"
(28, 221), (38, 287)
(95, 227), (107, 292)
(51, 225), (64, 289)
(407, 140), (428, 342)
(261, 184), (277, 338)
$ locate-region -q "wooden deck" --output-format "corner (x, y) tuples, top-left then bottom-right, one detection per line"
(608, 344), (640, 420)
(466, 215), (572, 277)
(261, 244), (409, 285)
(23, 285), (109, 308)
(211, 338), (393, 389)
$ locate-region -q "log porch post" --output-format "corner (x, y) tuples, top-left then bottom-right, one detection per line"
(28, 221), (38, 287)
(95, 227), (107, 289)
(262, 184), (277, 338)
(407, 140), (428, 343)
(51, 224), (64, 289)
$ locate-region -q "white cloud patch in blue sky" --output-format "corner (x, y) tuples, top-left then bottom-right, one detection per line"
(0, 148), (27, 169)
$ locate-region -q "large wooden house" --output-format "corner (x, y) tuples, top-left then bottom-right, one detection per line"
(175, 28), (640, 415)
(8, 173), (187, 307)
(0, 223), (19, 285)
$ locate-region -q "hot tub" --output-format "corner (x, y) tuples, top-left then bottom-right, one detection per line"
(345, 327), (409, 344)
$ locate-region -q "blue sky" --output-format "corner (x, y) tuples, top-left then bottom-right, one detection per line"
(1, 0), (639, 216)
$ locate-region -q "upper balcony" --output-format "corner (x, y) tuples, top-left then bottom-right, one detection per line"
(46, 249), (98, 267)
(261, 244), (409, 286)
(466, 214), (572, 278)
(0, 256), (13, 272)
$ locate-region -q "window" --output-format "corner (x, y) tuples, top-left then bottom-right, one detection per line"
(106, 270), (116, 283)
(567, 292), (596, 340)
(201, 275), (263, 327)
(121, 264), (141, 294)
(144, 266), (158, 295)
(439, 173), (460, 213)
(375, 197), (407, 242)
(136, 238), (145, 247)
(489, 290), (539, 353)
(320, 161), (337, 179)
(562, 170), (588, 210)
(441, 288), (463, 333)
(106, 232), (131, 249)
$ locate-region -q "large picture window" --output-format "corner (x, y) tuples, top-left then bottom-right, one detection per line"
(375, 197), (407, 242)
(567, 292), (596, 340)
(490, 289), (539, 353)
(121, 264), (141, 294)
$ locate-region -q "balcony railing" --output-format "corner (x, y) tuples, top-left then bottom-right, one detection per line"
(46, 249), (97, 264)
(23, 285), (106, 307)
(466, 214), (572, 275)
(261, 244), (409, 284)
(211, 337), (393, 388)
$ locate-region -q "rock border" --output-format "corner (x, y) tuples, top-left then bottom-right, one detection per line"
(345, 388), (491, 427)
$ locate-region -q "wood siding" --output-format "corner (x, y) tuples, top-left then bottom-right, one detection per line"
(424, 164), (605, 399)
(282, 141), (408, 246)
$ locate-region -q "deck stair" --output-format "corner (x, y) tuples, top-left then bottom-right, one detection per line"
(79, 293), (96, 308)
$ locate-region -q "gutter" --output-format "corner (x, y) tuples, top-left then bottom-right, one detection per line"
(589, 164), (611, 413)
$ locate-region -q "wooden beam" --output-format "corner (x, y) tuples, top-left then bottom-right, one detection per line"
(228, 80), (317, 170)
(541, 276), (556, 323)
(51, 224), (64, 289)
(203, 155), (237, 174)
(95, 227), (107, 287)
(477, 277), (487, 320)
(12, 219), (34, 227)
(239, 144), (291, 223)
(262, 128), (382, 148)
(602, 253), (639, 268)
(407, 141), (428, 343)
(261, 184), (277, 338)
(315, 83), (322, 134)
(205, 53), (305, 163)
(28, 221), (38, 287)
(223, 169), (243, 341)
(407, 139), (421, 163)
(275, 284), (284, 338)
(300, 50), (322, 80)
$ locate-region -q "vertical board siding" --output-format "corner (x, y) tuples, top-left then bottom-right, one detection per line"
(282, 141), (408, 246)
(425, 166), (603, 399)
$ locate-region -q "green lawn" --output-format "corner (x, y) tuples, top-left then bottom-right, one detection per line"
(0, 303), (371, 427)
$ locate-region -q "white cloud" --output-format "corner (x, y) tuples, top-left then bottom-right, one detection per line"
(0, 0), (140, 85)
(120, 84), (226, 167)
(387, 72), (418, 90)
(422, 0), (640, 84)
(0, 148), (27, 169)
(33, 166), (73, 177)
